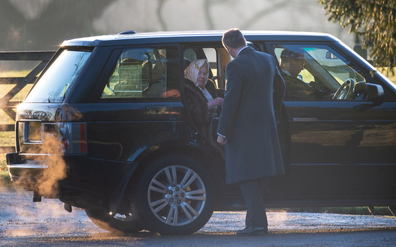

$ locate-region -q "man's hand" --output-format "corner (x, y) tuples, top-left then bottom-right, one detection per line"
(217, 135), (226, 146)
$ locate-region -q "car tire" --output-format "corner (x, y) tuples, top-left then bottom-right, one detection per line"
(131, 154), (214, 235)
(85, 208), (142, 233)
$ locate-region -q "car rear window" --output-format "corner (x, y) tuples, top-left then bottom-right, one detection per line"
(25, 49), (92, 103)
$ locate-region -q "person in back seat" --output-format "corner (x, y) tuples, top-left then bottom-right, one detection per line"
(184, 59), (224, 146)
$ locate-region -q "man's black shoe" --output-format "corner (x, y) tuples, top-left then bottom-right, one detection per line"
(236, 226), (268, 235)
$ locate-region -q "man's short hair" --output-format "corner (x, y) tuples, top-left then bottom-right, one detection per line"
(280, 49), (305, 62)
(222, 28), (246, 49)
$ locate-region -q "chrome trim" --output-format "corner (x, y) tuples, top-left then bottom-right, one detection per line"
(292, 117), (318, 122)
(19, 119), (42, 122)
(18, 153), (56, 156)
(7, 164), (48, 169)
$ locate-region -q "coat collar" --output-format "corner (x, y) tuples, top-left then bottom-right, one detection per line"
(237, 46), (254, 57)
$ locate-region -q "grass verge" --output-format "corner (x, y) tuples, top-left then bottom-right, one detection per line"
(0, 156), (11, 187)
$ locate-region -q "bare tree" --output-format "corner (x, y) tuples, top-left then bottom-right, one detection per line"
(157, 0), (168, 31)
(240, 0), (289, 29)
(204, 0), (230, 30)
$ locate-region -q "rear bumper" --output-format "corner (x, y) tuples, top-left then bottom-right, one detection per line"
(7, 153), (48, 168)
(6, 152), (134, 198)
(7, 153), (46, 183)
(6, 152), (86, 191)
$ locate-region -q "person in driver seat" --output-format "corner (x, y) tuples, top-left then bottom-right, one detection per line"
(280, 49), (319, 100)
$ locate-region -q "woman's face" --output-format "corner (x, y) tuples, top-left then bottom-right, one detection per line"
(197, 65), (208, 88)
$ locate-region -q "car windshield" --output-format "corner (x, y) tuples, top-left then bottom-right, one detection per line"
(25, 49), (92, 103)
(302, 46), (365, 85)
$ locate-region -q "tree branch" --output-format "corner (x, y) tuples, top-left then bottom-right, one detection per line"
(157, 0), (168, 31)
(203, 0), (230, 30)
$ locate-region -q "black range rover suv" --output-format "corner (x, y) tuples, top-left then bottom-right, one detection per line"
(6, 30), (396, 235)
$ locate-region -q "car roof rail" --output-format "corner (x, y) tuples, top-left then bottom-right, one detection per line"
(119, 30), (136, 35)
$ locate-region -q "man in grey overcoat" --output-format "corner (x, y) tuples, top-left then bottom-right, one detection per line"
(217, 28), (286, 235)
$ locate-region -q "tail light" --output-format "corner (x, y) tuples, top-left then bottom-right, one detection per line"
(18, 122), (86, 154)
(60, 137), (69, 152)
(59, 122), (87, 154)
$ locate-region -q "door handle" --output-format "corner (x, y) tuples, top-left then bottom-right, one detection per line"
(144, 106), (170, 119)
(292, 117), (318, 122)
(145, 106), (169, 114)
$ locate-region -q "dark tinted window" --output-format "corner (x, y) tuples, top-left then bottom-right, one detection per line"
(101, 47), (180, 100)
(25, 50), (91, 103)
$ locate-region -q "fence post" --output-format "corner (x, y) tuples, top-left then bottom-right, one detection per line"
(0, 51), (55, 154)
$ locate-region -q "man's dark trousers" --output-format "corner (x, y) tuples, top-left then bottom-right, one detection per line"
(239, 178), (268, 228)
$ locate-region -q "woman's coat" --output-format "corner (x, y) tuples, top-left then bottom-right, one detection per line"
(184, 78), (223, 147)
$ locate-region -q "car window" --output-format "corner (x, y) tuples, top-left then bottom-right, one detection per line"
(25, 49), (91, 103)
(272, 44), (366, 100)
(101, 47), (180, 100)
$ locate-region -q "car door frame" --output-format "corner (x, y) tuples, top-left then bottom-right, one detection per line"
(256, 40), (396, 204)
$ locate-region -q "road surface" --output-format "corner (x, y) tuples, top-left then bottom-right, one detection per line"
(1, 187), (396, 246)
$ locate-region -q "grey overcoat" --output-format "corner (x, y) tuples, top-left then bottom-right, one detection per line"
(217, 46), (286, 184)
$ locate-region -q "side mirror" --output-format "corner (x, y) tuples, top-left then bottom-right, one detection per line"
(366, 83), (385, 102)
